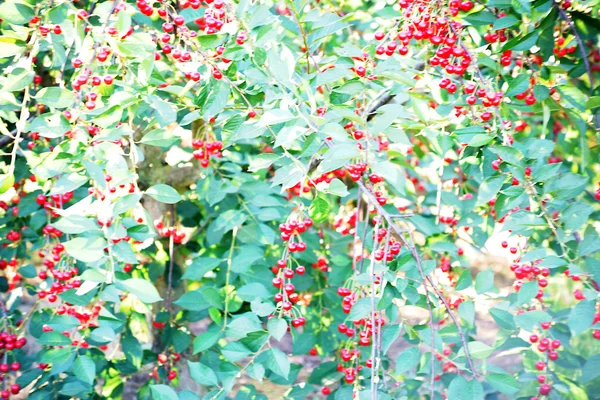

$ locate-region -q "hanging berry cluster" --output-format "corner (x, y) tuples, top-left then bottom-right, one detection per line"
(270, 216), (313, 327)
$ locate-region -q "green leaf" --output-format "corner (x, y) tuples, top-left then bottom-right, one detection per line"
(214, 210), (248, 233)
(119, 279), (162, 303)
(3, 67), (33, 92)
(263, 348), (290, 379)
(395, 347), (420, 374)
(477, 174), (506, 205)
(182, 257), (221, 281)
(150, 385), (178, 400)
(258, 109), (295, 126)
(493, 16), (519, 30)
(53, 215), (99, 234)
(197, 34), (228, 48)
(116, 10), (131, 34)
(474, 269), (494, 294)
(568, 300), (595, 335)
(267, 318), (288, 342)
(149, 96), (177, 127)
(458, 301), (475, 327)
(516, 280), (538, 306)
(145, 184), (181, 204)
(579, 225), (600, 256)
(514, 310), (551, 331)
(90, 326), (116, 344)
(490, 308), (516, 330)
(38, 331), (72, 346)
(249, 154), (279, 172)
(36, 87), (76, 108)
(72, 355), (96, 385)
(526, 139), (554, 159)
(140, 129), (179, 147)
(582, 354), (600, 383)
(188, 361), (219, 386)
(368, 104), (405, 134)
(0, 37), (25, 58)
(465, 10), (497, 25)
(511, 0), (531, 14)
(63, 237), (106, 263)
(347, 298), (372, 321)
(267, 45), (295, 86)
(487, 374), (519, 395)
(193, 324), (221, 354)
(325, 178), (349, 197)
(557, 85), (586, 111)
(505, 74), (530, 97)
(468, 134), (494, 147)
(585, 96), (600, 110)
(0, 0), (34, 25)
(309, 194), (330, 223)
(466, 341), (494, 359)
(221, 341), (251, 362)
(448, 376), (484, 400)
(0, 174), (15, 194)
(504, 31), (538, 52)
(203, 81), (230, 119)
(381, 324), (402, 354)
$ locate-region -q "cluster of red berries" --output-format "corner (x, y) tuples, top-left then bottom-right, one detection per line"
(192, 139), (223, 168)
(311, 256), (329, 272)
(434, 346), (458, 379)
(0, 330), (27, 395)
(530, 332), (562, 397)
(335, 315), (385, 384)
(270, 217), (314, 327)
(35, 191), (75, 212)
(439, 255), (452, 273)
(278, 217), (313, 251)
(57, 303), (103, 328)
(372, 228), (402, 261)
(38, 277), (83, 303)
(0, 362), (21, 397)
(154, 221), (186, 244)
(514, 79), (540, 106)
(333, 208), (359, 236)
(285, 181), (311, 198)
(154, 351), (181, 381)
(511, 261), (551, 299)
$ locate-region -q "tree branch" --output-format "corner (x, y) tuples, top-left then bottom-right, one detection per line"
(554, 5), (600, 128)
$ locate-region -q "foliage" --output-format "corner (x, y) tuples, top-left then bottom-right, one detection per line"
(0, 0), (599, 399)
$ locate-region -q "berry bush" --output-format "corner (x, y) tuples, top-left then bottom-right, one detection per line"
(0, 0), (599, 399)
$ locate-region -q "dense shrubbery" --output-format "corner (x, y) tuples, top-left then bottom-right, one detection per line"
(0, 0), (599, 399)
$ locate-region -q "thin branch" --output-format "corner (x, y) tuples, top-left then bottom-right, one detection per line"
(356, 179), (479, 379)
(368, 217), (382, 400)
(285, 0), (311, 74)
(7, 85), (31, 175)
(165, 204), (176, 313)
(222, 226), (238, 330)
(449, 25), (509, 145)
(554, 5), (600, 128)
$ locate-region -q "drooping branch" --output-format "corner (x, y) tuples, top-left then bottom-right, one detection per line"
(554, 6), (600, 128)
(356, 179), (479, 379)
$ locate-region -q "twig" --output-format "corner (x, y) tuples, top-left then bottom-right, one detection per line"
(285, 0), (311, 74)
(8, 88), (30, 176)
(356, 180), (479, 379)
(449, 25), (509, 145)
(554, 5), (600, 128)
(368, 217), (382, 400)
(222, 226), (238, 330)
(165, 204), (176, 313)
(59, 1), (98, 80)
